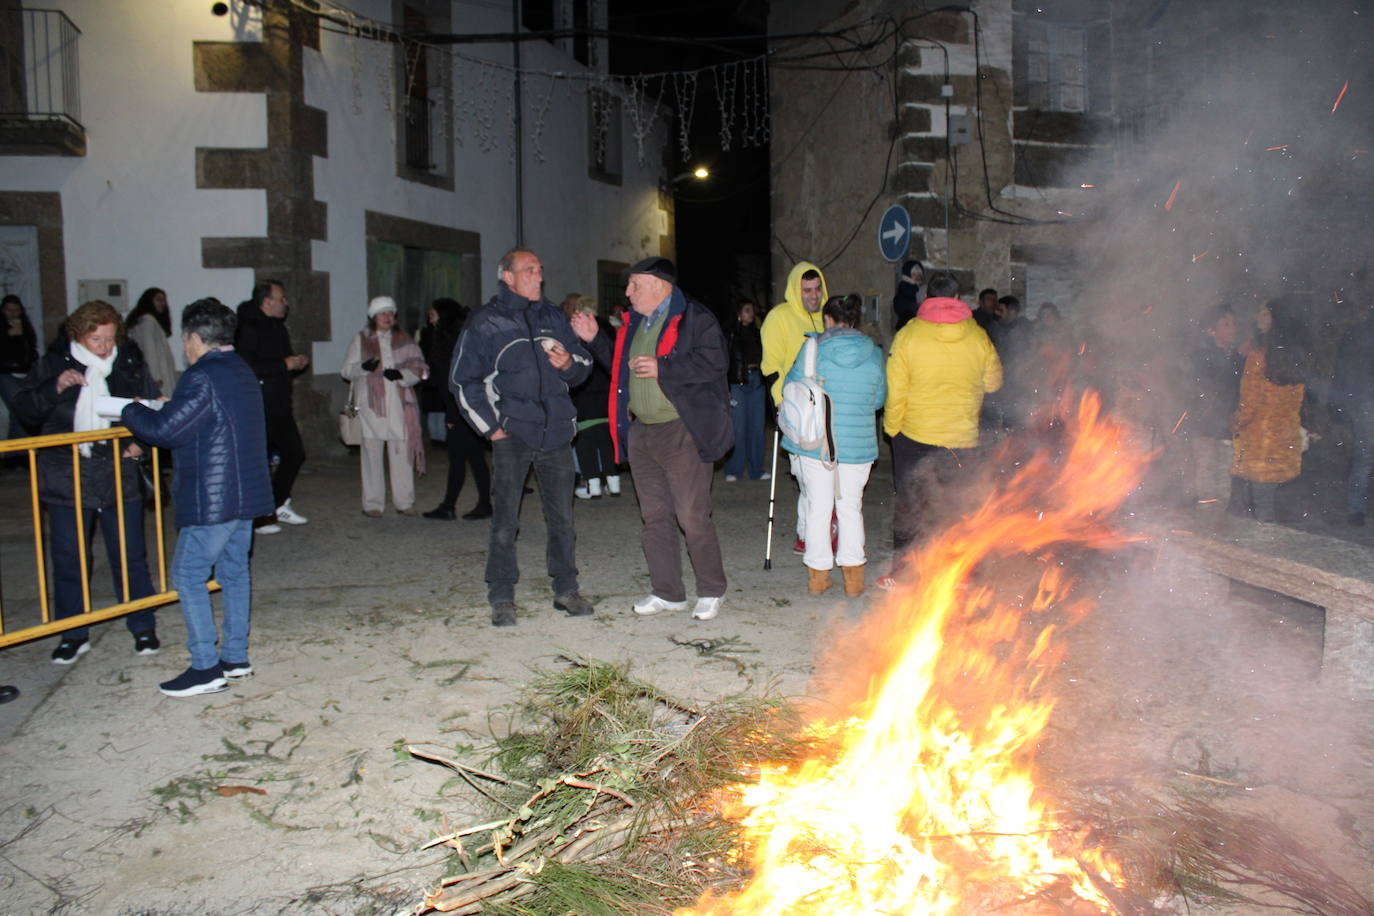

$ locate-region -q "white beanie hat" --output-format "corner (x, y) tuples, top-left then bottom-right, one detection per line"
(367, 296), (397, 318)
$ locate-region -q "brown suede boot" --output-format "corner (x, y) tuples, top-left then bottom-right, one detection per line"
(840, 564), (865, 597)
(807, 567), (831, 595)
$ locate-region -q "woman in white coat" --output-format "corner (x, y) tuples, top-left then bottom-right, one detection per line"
(341, 297), (428, 516)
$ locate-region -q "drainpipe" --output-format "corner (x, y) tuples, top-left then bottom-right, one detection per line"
(513, 1), (524, 246)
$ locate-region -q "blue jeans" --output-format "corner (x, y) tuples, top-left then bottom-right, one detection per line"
(486, 436), (578, 604)
(171, 519), (253, 670)
(1346, 406), (1374, 515)
(724, 369), (765, 478)
(48, 501), (157, 642)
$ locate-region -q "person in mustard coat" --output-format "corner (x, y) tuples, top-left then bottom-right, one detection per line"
(1230, 299), (1309, 522)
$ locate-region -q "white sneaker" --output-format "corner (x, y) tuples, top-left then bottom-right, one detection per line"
(758, 473), (771, 481)
(633, 594), (688, 616)
(275, 499), (308, 525)
(692, 596), (724, 621)
(575, 485), (592, 499)
(724, 474), (739, 482)
(588, 478), (603, 497)
(606, 475), (622, 496)
(254, 523), (282, 535)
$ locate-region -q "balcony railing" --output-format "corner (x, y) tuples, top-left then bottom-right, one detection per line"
(0, 8), (84, 156)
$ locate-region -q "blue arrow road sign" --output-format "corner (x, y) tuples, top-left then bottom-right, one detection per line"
(878, 204), (911, 262)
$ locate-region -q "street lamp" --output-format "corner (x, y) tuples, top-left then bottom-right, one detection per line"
(669, 166), (710, 185)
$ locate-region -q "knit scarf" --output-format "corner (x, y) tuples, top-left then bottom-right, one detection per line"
(359, 329), (427, 475)
(70, 340), (116, 457)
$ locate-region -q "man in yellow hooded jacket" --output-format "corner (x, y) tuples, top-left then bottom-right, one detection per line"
(761, 261), (827, 554)
(883, 272), (1001, 579)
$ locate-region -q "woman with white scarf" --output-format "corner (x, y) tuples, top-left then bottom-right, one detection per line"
(341, 296), (428, 516)
(15, 300), (161, 664)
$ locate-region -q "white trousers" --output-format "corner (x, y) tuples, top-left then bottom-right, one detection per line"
(361, 437), (414, 512)
(795, 455), (872, 570)
(789, 452), (808, 539)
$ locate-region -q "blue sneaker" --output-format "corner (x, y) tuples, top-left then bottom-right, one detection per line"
(159, 664), (228, 697)
(221, 661), (253, 679)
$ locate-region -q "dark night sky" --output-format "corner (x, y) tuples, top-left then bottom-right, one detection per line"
(607, 0), (771, 313)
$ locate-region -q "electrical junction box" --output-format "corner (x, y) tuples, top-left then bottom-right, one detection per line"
(78, 279), (128, 314)
(948, 113), (972, 146)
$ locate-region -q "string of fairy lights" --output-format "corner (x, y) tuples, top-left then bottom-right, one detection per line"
(246, 0), (775, 166)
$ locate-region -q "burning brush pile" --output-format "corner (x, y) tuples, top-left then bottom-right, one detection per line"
(407, 394), (1371, 916)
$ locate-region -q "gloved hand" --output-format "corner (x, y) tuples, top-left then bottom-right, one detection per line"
(360, 357), (380, 372)
(383, 368), (403, 381)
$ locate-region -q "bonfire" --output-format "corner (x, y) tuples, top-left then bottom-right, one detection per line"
(408, 392), (1371, 916)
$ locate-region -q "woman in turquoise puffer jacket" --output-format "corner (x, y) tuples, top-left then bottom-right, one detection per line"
(781, 294), (886, 597)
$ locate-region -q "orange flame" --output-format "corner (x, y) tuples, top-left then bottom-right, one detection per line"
(681, 393), (1150, 915)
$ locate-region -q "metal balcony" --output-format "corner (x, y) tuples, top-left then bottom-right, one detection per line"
(0, 8), (85, 156)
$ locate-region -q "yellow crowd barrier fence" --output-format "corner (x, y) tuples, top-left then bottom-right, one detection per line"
(0, 427), (216, 649)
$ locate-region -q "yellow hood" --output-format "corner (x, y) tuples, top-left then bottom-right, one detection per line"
(761, 261), (829, 403)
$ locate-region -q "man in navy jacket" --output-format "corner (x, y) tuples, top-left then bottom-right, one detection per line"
(571, 257), (733, 622)
(123, 299), (274, 697)
(450, 248), (595, 626)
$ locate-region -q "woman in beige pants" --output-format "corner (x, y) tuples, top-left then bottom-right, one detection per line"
(341, 297), (428, 515)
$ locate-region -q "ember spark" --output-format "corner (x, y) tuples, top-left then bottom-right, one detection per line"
(1332, 80), (1349, 113)
(1164, 181), (1181, 211)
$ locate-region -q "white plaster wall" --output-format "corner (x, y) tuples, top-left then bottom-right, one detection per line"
(307, 0), (670, 372)
(3, 0), (670, 375)
(2, 1), (267, 357)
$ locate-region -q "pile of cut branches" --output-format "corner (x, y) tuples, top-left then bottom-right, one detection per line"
(405, 658), (808, 914)
(405, 660), (1372, 916)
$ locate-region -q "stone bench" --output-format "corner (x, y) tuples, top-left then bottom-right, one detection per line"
(1141, 519), (1374, 693)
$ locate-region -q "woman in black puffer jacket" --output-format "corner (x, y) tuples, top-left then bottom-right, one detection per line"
(15, 300), (160, 664)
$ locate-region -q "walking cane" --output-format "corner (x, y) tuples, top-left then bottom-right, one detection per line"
(764, 428), (780, 569)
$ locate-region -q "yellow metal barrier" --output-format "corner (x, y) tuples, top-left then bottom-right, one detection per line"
(0, 427), (217, 649)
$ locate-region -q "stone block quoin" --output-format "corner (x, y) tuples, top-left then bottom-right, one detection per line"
(190, 5), (328, 328)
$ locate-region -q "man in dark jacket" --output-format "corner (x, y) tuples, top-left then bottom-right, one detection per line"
(450, 248), (595, 626)
(123, 299), (275, 697)
(235, 280), (310, 534)
(570, 257), (733, 622)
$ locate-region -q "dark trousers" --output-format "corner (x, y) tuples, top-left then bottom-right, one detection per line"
(49, 500), (157, 642)
(438, 418), (491, 510)
(891, 435), (967, 558)
(1231, 478), (1280, 522)
(628, 419), (726, 601)
(264, 409), (306, 510)
(486, 436), (578, 604)
(574, 422), (616, 481)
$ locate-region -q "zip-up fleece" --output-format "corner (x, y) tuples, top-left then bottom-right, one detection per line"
(584, 285), (733, 463)
(450, 284), (592, 450)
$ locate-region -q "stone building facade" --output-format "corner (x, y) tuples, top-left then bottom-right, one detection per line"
(768, 0), (1374, 345)
(0, 0), (672, 445)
